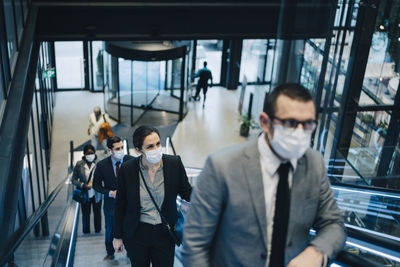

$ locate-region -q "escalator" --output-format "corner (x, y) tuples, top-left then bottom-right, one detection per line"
(1, 139), (399, 266)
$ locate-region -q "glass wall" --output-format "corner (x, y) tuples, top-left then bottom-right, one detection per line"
(55, 41), (85, 89)
(297, 0), (400, 191)
(91, 41), (104, 91)
(3, 0), (17, 68)
(104, 42), (190, 126)
(195, 40), (222, 84)
(240, 39), (268, 83)
(14, 42), (53, 233)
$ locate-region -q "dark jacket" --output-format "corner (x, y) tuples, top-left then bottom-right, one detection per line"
(72, 159), (103, 203)
(114, 154), (192, 240)
(93, 154), (134, 215)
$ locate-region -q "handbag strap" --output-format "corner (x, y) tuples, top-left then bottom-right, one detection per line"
(138, 162), (173, 230)
(87, 167), (95, 183)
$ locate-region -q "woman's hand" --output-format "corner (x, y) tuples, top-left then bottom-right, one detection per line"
(113, 238), (124, 253)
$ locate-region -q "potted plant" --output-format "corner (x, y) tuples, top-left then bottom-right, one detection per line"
(239, 115), (258, 137)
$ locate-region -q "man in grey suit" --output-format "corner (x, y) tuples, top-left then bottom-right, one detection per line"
(182, 83), (346, 267)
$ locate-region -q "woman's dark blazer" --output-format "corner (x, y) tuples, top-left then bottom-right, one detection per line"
(114, 154), (192, 240)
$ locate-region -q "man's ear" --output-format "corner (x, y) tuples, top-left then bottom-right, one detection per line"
(260, 112), (273, 138)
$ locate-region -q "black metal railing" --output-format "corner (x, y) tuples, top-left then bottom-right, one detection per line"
(0, 174), (71, 266)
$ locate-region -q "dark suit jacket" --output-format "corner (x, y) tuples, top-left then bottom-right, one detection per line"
(93, 154), (134, 215)
(114, 154), (192, 240)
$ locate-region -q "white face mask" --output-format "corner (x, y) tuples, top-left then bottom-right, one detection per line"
(113, 150), (125, 160)
(85, 154), (96, 162)
(268, 124), (311, 160)
(144, 147), (163, 164)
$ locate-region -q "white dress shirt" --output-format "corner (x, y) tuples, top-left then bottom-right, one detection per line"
(257, 134), (297, 266)
(84, 162), (96, 199)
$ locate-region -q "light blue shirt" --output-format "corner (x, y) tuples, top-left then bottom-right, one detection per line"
(109, 155), (124, 197)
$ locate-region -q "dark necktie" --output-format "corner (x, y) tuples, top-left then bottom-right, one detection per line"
(269, 162), (291, 267)
(115, 161), (120, 177)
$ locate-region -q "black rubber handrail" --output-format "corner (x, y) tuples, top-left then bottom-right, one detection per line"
(335, 250), (383, 267)
(331, 182), (400, 195)
(346, 227), (400, 255)
(0, 174), (71, 266)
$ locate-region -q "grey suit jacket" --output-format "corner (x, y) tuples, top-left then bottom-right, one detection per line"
(181, 139), (346, 266)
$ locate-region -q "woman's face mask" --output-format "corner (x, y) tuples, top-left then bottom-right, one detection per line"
(268, 124), (312, 160)
(144, 147), (163, 164)
(85, 154), (96, 162)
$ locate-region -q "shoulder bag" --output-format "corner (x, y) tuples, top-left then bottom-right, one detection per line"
(138, 166), (182, 246)
(73, 168), (95, 203)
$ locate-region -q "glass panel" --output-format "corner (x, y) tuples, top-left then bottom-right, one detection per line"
(22, 0), (29, 22)
(342, 111), (391, 183)
(55, 41), (84, 89)
(92, 41), (104, 91)
(13, 182), (70, 266)
(13, 0), (24, 43)
(264, 40), (276, 83)
(32, 90), (46, 202)
(22, 144), (35, 218)
(300, 39), (325, 95)
(27, 114), (41, 211)
(362, 31), (398, 106)
(240, 39), (268, 83)
(196, 40), (221, 84)
(0, 59), (5, 120)
(3, 0), (17, 66)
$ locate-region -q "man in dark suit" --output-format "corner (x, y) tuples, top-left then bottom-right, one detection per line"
(93, 136), (134, 260)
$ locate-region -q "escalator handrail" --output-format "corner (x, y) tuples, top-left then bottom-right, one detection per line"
(331, 183), (400, 197)
(0, 173), (71, 266)
(345, 226), (400, 256)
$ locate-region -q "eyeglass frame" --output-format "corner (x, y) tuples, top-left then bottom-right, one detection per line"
(270, 115), (317, 132)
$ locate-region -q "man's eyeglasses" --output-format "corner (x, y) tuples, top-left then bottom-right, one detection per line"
(272, 116), (317, 132)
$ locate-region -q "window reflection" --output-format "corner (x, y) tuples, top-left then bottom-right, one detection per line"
(240, 39), (268, 83)
(363, 31), (399, 106)
(3, 0), (17, 67)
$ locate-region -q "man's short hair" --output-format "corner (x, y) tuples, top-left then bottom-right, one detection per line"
(263, 83), (314, 118)
(132, 125), (160, 151)
(94, 106), (101, 113)
(204, 61), (207, 67)
(107, 136), (122, 149)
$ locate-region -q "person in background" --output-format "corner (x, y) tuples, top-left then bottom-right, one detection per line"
(193, 61), (213, 107)
(113, 126), (192, 267)
(72, 144), (103, 234)
(182, 83), (346, 267)
(88, 106), (110, 151)
(93, 136), (134, 261)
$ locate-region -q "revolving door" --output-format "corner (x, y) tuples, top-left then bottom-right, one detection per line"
(103, 41), (191, 126)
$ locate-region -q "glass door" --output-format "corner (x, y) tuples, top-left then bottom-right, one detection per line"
(195, 40), (222, 85)
(54, 41), (85, 90)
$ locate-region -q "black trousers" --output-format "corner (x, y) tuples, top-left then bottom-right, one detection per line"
(194, 82), (209, 98)
(81, 196), (102, 234)
(125, 222), (175, 267)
